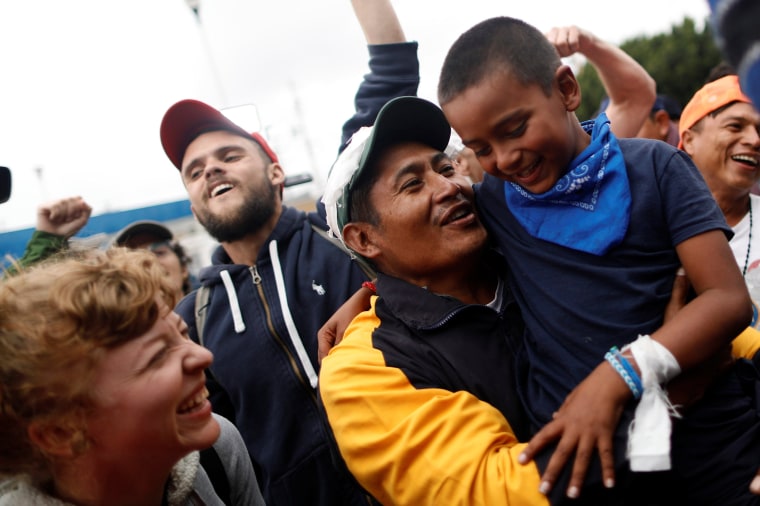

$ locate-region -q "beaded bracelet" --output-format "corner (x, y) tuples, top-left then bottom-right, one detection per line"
(612, 347), (643, 397)
(361, 281), (377, 294)
(605, 347), (643, 399)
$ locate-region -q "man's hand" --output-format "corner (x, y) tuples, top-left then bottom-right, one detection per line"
(317, 285), (374, 363)
(36, 196), (92, 238)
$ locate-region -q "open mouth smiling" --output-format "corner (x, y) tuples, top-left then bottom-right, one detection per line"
(441, 201), (474, 225)
(209, 183), (234, 198)
(517, 161), (539, 178)
(732, 154), (760, 167)
(177, 387), (209, 414)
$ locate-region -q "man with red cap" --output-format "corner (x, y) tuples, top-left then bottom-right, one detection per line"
(160, 99), (374, 505)
(157, 1), (418, 504)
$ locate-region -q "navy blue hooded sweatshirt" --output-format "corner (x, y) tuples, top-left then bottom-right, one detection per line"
(175, 41), (419, 506)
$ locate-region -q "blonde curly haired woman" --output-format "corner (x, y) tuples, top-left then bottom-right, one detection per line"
(0, 248), (264, 506)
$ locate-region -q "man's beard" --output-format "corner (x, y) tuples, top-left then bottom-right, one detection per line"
(197, 181), (277, 243)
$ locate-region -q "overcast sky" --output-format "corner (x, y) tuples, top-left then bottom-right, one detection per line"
(0, 0), (710, 233)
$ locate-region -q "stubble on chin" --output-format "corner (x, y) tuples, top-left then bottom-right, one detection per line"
(196, 182), (277, 243)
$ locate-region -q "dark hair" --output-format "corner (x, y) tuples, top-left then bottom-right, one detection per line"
(706, 61), (737, 84)
(250, 138), (284, 199)
(168, 241), (193, 294)
(438, 16), (561, 105)
(344, 164), (382, 272)
(348, 160), (382, 228)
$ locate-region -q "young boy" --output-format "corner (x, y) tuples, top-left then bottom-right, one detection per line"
(438, 16), (760, 504)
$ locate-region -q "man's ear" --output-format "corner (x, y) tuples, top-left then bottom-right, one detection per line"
(28, 419), (83, 458)
(556, 65), (582, 112)
(680, 128), (696, 156)
(653, 110), (672, 138)
(343, 223), (382, 261)
(268, 163), (286, 187)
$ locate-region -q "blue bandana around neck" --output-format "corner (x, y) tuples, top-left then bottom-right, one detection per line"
(503, 112), (631, 255)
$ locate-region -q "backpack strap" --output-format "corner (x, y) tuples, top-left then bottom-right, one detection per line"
(194, 285), (211, 346)
(310, 223), (376, 280)
(199, 446), (232, 506)
(191, 285), (238, 428)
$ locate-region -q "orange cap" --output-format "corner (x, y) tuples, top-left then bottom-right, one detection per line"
(678, 75), (751, 148)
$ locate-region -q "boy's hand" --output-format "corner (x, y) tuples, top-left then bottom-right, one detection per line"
(518, 361), (630, 499)
(519, 269), (731, 499)
(544, 25), (595, 58)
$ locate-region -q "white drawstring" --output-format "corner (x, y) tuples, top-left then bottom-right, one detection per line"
(220, 269), (246, 333)
(269, 240), (319, 389)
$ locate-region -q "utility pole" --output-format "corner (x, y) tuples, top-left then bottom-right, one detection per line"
(185, 0), (229, 106)
(289, 81), (319, 176)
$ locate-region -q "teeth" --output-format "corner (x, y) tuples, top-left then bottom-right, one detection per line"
(211, 184), (233, 198)
(444, 207), (470, 224)
(518, 163), (536, 178)
(178, 387), (208, 414)
(732, 155), (759, 166)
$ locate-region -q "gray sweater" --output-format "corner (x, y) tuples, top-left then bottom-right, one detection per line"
(0, 414), (265, 506)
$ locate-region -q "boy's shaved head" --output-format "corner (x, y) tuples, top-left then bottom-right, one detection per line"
(438, 16), (562, 105)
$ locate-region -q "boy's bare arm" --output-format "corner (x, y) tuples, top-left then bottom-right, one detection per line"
(520, 230), (752, 499)
(318, 285), (374, 363)
(545, 26), (656, 138)
(655, 230), (751, 368)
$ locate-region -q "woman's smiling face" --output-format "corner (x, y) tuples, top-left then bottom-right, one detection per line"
(85, 300), (219, 464)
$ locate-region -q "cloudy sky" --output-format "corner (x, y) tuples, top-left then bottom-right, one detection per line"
(0, 0), (710, 233)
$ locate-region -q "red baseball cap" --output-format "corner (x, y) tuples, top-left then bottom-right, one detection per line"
(160, 99), (279, 170)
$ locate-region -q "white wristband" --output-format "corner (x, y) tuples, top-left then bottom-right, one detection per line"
(623, 335), (682, 471)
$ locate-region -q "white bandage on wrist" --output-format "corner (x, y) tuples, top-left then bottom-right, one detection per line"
(623, 335), (682, 471)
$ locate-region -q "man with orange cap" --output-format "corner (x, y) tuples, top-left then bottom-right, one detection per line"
(680, 74), (760, 328)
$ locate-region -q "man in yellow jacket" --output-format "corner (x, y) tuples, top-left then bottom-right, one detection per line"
(319, 95), (760, 506)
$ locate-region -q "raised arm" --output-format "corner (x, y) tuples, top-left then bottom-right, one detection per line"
(545, 25), (656, 138)
(338, 0), (420, 149)
(7, 196), (92, 273)
(35, 195), (92, 238)
(350, 0), (405, 44)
